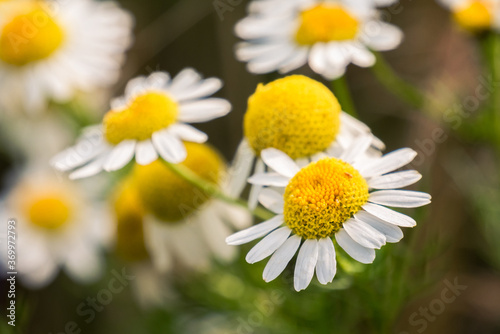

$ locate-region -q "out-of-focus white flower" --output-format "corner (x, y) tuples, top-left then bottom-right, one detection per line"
(0, 0), (133, 113)
(129, 142), (251, 273)
(0, 171), (112, 288)
(227, 75), (384, 210)
(51, 69), (231, 179)
(227, 143), (430, 291)
(235, 0), (403, 79)
(438, 0), (500, 31)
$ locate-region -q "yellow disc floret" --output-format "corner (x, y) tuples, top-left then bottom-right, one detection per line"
(113, 180), (149, 262)
(0, 6), (65, 66)
(244, 75), (341, 159)
(104, 92), (179, 145)
(295, 5), (359, 45)
(453, 0), (493, 31)
(28, 195), (72, 230)
(133, 142), (223, 223)
(284, 158), (369, 239)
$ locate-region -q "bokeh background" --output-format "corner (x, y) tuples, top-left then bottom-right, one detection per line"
(2, 0), (500, 333)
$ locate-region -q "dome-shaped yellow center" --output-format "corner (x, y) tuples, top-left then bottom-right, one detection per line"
(28, 195), (72, 230)
(133, 142), (223, 223)
(244, 75), (341, 159)
(453, 0), (493, 31)
(0, 7), (65, 66)
(295, 4), (360, 45)
(113, 180), (149, 262)
(104, 92), (179, 145)
(284, 158), (369, 239)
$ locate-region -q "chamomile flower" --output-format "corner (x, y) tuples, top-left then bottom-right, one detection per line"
(438, 0), (500, 31)
(235, 0), (403, 79)
(0, 0), (133, 113)
(51, 70), (232, 179)
(226, 143), (431, 291)
(131, 142), (251, 273)
(228, 75), (384, 209)
(0, 171), (112, 288)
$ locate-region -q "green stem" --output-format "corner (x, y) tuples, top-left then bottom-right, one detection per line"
(483, 32), (500, 148)
(331, 76), (358, 117)
(162, 159), (273, 221)
(371, 51), (426, 109)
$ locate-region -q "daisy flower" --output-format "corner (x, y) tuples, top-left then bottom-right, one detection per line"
(228, 74), (384, 209)
(438, 0), (500, 31)
(235, 0), (403, 79)
(130, 142), (251, 273)
(226, 143), (431, 291)
(0, 0), (133, 113)
(0, 171), (112, 288)
(51, 69), (232, 179)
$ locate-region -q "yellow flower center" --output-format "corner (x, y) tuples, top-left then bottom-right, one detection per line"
(133, 142), (223, 223)
(453, 0), (493, 31)
(104, 92), (179, 145)
(27, 195), (72, 230)
(295, 5), (360, 45)
(113, 180), (149, 262)
(284, 158), (369, 239)
(0, 6), (65, 66)
(244, 75), (341, 159)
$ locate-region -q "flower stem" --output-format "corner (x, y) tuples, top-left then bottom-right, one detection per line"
(482, 32), (500, 148)
(162, 159), (273, 221)
(331, 76), (358, 118)
(371, 52), (426, 109)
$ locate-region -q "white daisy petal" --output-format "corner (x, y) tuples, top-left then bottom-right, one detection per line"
(362, 203), (416, 227)
(168, 68), (202, 93)
(168, 123), (208, 143)
(278, 47), (309, 73)
(294, 239), (319, 291)
(362, 21), (403, 51)
(152, 130), (187, 164)
(226, 215), (284, 245)
(247, 44), (297, 74)
(368, 170), (422, 189)
(261, 148), (300, 178)
(359, 148), (418, 178)
(263, 235), (302, 282)
(227, 140), (255, 198)
(369, 190), (432, 208)
(178, 98), (232, 123)
(340, 134), (373, 163)
(335, 229), (375, 264)
(315, 238), (337, 285)
(343, 218), (386, 249)
(103, 140), (136, 172)
(258, 188), (285, 214)
(135, 139), (159, 166)
(249, 158), (265, 210)
(348, 42), (376, 68)
(246, 226), (292, 264)
(248, 172), (290, 187)
(173, 78), (222, 102)
(69, 155), (107, 180)
(355, 211), (403, 243)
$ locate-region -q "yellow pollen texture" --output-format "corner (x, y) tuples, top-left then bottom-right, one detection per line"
(244, 75), (341, 159)
(28, 195), (72, 230)
(0, 7), (65, 66)
(284, 158), (369, 239)
(104, 92), (179, 145)
(113, 180), (149, 262)
(133, 142), (223, 223)
(295, 4), (360, 45)
(453, 0), (493, 31)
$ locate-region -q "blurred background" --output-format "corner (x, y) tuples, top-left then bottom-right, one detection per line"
(2, 0), (500, 333)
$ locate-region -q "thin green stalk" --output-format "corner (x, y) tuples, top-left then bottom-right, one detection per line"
(162, 159), (273, 221)
(371, 52), (426, 109)
(331, 76), (358, 117)
(483, 32), (500, 147)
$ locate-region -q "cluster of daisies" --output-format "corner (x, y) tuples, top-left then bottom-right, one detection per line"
(13, 0), (500, 304)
